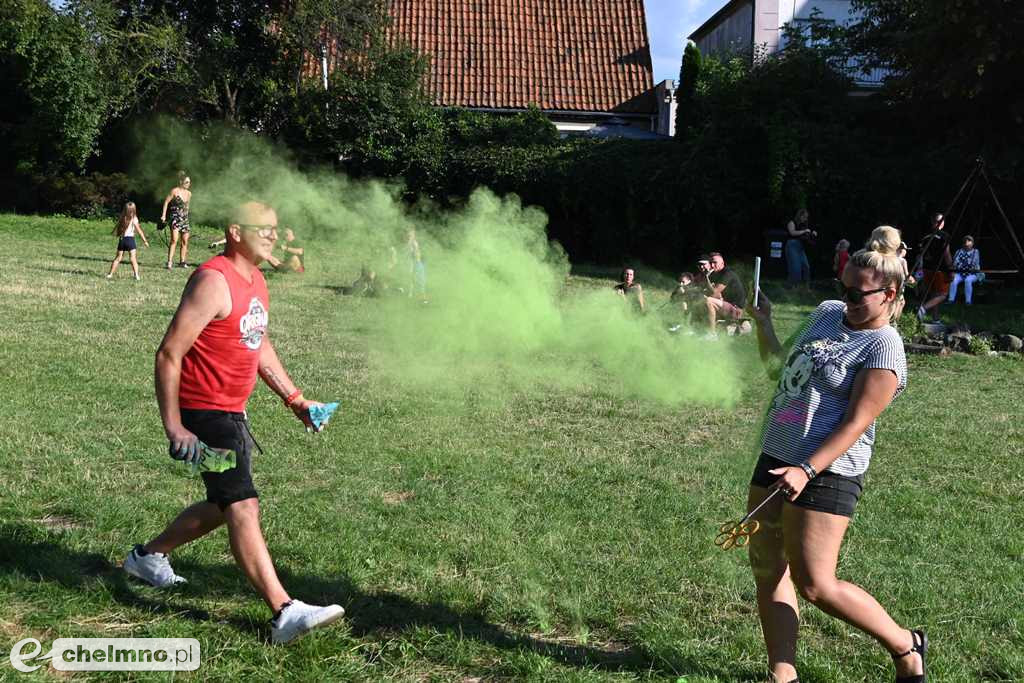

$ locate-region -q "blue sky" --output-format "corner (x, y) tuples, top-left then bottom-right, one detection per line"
(646, 0), (722, 84)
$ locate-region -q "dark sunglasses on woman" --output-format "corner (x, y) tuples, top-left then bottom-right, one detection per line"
(835, 281), (890, 304)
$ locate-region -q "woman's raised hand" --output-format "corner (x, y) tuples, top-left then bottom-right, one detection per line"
(748, 288), (772, 323)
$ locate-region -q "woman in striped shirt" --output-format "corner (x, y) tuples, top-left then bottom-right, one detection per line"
(747, 226), (926, 683)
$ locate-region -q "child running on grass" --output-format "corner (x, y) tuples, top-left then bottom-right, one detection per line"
(106, 202), (149, 280)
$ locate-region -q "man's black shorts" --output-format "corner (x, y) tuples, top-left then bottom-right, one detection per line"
(181, 408), (258, 509)
(750, 453), (864, 518)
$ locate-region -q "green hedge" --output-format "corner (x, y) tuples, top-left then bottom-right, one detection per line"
(2, 171), (135, 219)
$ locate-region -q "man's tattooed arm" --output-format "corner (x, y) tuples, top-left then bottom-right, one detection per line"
(258, 339), (299, 401)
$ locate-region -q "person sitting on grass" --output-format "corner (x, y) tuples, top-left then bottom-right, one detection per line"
(747, 225), (924, 683)
(123, 201), (344, 645)
(106, 201), (149, 280)
(948, 235), (981, 305)
(266, 228), (305, 273)
(341, 265), (381, 297)
(670, 272), (702, 310)
(667, 272), (703, 331)
(704, 252), (746, 337)
(613, 267), (646, 313)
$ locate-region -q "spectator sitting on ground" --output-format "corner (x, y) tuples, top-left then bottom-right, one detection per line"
(670, 272), (703, 311)
(267, 228), (305, 273)
(704, 252), (747, 337)
(667, 271), (705, 332)
(341, 265), (382, 297)
(613, 267), (646, 313)
(948, 235), (982, 305)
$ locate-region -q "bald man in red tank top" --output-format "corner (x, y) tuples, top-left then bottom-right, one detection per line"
(123, 202), (344, 645)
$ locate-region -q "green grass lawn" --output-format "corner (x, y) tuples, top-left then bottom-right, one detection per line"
(1, 213), (1022, 682)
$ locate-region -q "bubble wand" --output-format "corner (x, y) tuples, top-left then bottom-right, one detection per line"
(753, 256), (761, 308)
(714, 488), (782, 550)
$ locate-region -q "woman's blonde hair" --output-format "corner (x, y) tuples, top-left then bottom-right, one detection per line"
(848, 226), (905, 310)
(114, 201), (137, 236)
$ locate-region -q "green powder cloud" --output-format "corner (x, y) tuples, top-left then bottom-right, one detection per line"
(131, 119), (741, 408)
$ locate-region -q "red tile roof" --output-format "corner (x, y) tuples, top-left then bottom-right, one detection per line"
(384, 0), (655, 114)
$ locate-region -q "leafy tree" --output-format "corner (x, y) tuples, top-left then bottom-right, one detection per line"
(844, 0), (1024, 164)
(107, 0), (394, 130)
(443, 106), (558, 149)
(274, 0), (386, 88)
(104, 0), (287, 126)
(0, 0), (183, 181)
(278, 44), (441, 178)
(1, 0), (108, 173)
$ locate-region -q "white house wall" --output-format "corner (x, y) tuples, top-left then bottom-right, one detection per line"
(692, 0), (885, 86)
(771, 0), (885, 84)
(694, 1), (754, 57)
(750, 0), (861, 51)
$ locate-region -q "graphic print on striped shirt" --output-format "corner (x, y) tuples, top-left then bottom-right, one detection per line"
(760, 300), (907, 477)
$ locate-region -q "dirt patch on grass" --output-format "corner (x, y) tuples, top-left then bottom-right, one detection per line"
(0, 609), (73, 680)
(1, 282), (90, 306)
(32, 514), (85, 531)
(382, 491), (415, 505)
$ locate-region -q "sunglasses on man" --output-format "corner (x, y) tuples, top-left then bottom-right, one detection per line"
(835, 281), (891, 304)
(238, 224), (278, 238)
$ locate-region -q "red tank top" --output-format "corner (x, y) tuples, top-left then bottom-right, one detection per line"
(180, 255), (270, 412)
(837, 250), (850, 276)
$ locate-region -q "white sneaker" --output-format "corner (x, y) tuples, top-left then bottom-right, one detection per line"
(270, 600), (345, 645)
(123, 545), (187, 588)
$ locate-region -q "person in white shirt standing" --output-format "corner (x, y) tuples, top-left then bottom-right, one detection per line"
(106, 201), (149, 280)
(746, 226), (926, 683)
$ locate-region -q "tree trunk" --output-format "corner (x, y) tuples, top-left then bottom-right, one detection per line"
(223, 78), (238, 124)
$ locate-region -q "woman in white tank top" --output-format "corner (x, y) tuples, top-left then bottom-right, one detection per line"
(106, 201), (149, 280)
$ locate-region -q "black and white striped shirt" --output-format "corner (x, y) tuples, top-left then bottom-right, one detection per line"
(761, 300), (907, 476)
